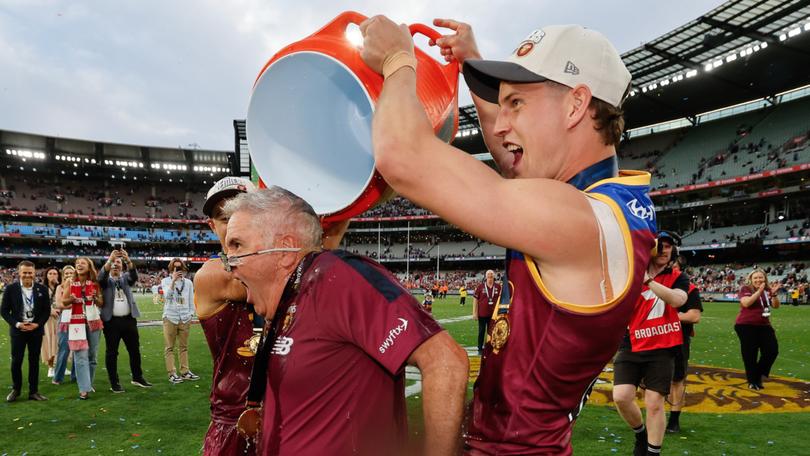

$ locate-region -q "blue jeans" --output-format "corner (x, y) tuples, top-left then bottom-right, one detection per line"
(73, 328), (101, 393)
(53, 330), (76, 383)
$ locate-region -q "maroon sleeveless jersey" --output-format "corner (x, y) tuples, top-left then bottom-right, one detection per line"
(465, 173), (657, 454)
(200, 300), (256, 455)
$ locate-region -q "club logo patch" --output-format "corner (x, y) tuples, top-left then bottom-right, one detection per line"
(516, 42), (534, 57)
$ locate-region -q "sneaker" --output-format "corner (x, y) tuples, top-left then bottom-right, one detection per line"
(47, 367), (54, 378)
(181, 371), (200, 381)
(79, 392), (89, 400)
(168, 374), (184, 384)
(110, 384), (125, 393)
(65, 369), (71, 376)
(748, 383), (762, 390)
(666, 420), (680, 433)
(633, 430), (648, 456)
(131, 378), (153, 388)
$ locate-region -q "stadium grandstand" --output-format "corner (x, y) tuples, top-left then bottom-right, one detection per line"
(1, 0), (809, 304)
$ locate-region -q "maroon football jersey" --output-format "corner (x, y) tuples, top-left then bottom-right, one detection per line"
(465, 173), (656, 454)
(199, 300), (256, 455)
(474, 282), (502, 318)
(261, 251), (442, 456)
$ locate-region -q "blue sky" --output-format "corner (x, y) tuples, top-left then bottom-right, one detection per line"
(0, 0), (724, 150)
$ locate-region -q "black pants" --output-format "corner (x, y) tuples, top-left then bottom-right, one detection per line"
(734, 324), (779, 385)
(10, 329), (43, 393)
(477, 317), (491, 351)
(103, 316), (144, 385)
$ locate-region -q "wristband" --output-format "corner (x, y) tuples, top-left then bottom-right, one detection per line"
(382, 50), (417, 79)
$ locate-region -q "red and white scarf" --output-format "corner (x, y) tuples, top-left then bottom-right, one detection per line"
(65, 280), (103, 351)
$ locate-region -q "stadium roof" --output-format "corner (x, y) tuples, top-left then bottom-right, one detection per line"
(457, 0), (810, 131)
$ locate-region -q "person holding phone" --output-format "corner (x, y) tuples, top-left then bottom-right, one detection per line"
(99, 248), (152, 392)
(161, 258), (199, 384)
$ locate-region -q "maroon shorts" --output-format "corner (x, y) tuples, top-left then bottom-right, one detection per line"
(203, 419), (257, 456)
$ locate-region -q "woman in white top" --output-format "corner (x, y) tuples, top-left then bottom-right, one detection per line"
(52, 265), (75, 385)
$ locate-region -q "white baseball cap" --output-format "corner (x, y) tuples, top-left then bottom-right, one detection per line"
(203, 176), (256, 216)
(463, 25), (632, 108)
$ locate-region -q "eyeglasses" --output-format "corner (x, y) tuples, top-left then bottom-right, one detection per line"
(219, 248), (301, 272)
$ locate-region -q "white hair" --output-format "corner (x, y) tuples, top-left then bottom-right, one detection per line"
(222, 186), (323, 250)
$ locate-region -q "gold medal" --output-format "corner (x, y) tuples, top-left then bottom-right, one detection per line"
(236, 407), (262, 438)
(236, 333), (261, 358)
(490, 315), (510, 354)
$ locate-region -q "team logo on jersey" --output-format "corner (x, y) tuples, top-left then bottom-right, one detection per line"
(626, 198), (655, 221)
(272, 336), (294, 356)
(378, 318), (409, 354)
(281, 304), (297, 332)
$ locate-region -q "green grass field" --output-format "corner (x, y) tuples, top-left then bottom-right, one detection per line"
(0, 294), (808, 455)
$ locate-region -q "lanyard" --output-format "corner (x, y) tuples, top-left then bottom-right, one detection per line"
(483, 283), (495, 302)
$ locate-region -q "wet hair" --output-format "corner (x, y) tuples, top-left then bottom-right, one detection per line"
(222, 186), (323, 250)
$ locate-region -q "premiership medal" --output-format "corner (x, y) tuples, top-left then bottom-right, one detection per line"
(236, 407), (262, 438)
(490, 315), (510, 354)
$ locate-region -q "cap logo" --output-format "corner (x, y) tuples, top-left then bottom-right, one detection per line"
(524, 29), (545, 44)
(564, 61), (580, 75)
(516, 41), (534, 57)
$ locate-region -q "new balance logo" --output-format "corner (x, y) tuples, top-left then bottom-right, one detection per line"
(564, 61), (580, 75)
(378, 318), (409, 354)
(272, 336), (294, 356)
(626, 199), (655, 221)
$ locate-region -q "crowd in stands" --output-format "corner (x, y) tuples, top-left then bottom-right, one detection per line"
(685, 261), (808, 295)
(0, 174), (208, 220)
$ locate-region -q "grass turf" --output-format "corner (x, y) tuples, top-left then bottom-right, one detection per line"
(0, 294), (807, 455)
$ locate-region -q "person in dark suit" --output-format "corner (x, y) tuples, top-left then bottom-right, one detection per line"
(1, 260), (51, 401)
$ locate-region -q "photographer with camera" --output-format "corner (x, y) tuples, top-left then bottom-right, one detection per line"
(161, 258), (199, 384)
(99, 247), (152, 393)
(735, 269), (780, 390)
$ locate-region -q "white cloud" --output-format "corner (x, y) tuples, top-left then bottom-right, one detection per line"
(0, 0), (723, 150)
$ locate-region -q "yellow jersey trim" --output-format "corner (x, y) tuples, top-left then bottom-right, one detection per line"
(523, 192), (635, 315)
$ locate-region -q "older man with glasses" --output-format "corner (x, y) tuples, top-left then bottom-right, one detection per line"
(222, 186), (469, 456)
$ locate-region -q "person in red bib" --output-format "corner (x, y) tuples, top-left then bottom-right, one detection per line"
(735, 268), (780, 390)
(361, 16), (656, 455)
(613, 232), (688, 456)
